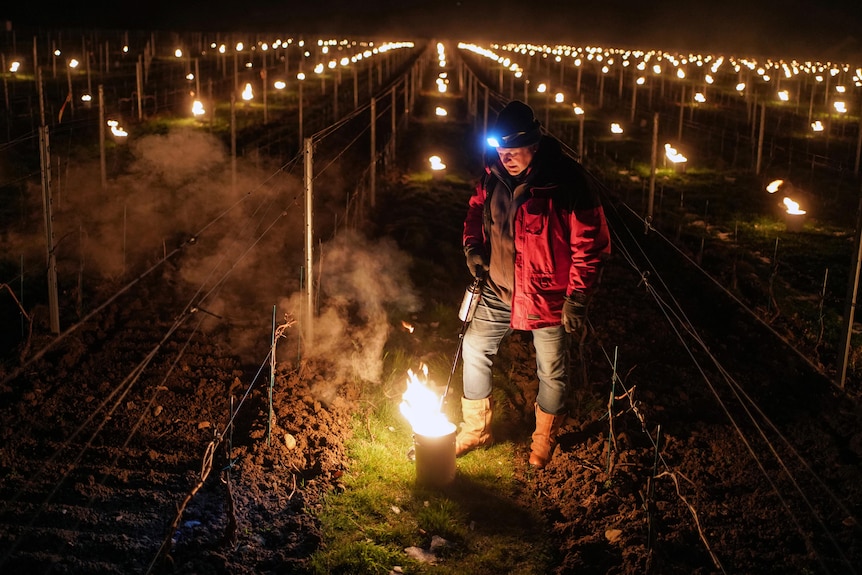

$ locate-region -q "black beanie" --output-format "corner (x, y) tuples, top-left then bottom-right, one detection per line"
(492, 100), (542, 148)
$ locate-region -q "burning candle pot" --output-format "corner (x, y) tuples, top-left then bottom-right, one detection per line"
(400, 365), (456, 487)
(766, 179), (808, 232)
(782, 198), (807, 232)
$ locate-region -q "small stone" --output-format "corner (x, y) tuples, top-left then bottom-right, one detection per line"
(605, 528), (622, 543)
(404, 546), (436, 564)
(430, 535), (449, 551)
(284, 433), (297, 449)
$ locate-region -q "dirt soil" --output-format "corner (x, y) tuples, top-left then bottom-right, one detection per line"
(2, 55), (862, 575)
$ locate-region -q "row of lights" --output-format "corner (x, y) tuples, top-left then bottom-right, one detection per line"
(462, 40), (856, 141)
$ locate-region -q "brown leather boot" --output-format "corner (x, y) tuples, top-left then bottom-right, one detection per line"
(529, 403), (566, 468)
(455, 397), (494, 456)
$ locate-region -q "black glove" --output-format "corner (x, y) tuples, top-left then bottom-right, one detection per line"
(465, 246), (489, 279)
(562, 292), (588, 333)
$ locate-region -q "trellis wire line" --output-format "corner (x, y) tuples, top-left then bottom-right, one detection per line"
(557, 133), (837, 356)
(0, 243), (183, 386)
(310, 95), (375, 142)
(620, 199), (829, 380)
(18, 311), (213, 570)
(613, 206), (861, 568)
(590, 336), (725, 572)
(603, 206), (854, 574)
(312, 120), (373, 181)
(637, 275), (848, 574)
(1, 171), (298, 551)
(0, 149), (305, 388)
(0, 313), (192, 567)
(145, 341), (277, 573)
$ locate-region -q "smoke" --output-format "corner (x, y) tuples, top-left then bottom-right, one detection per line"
(1, 124), (310, 361)
(277, 229), (420, 393)
(2, 119), (424, 395)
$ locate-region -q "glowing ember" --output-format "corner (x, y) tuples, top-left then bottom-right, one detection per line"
(399, 365), (455, 438)
(783, 197), (806, 215)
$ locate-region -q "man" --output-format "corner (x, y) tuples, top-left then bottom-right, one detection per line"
(457, 100), (611, 468)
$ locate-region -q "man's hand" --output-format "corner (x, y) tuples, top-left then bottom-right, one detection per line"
(465, 246), (489, 279)
(562, 292), (588, 333)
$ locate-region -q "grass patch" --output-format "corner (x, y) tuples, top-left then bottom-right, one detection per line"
(306, 339), (557, 575)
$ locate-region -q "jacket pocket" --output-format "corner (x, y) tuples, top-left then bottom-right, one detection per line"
(523, 199), (547, 234)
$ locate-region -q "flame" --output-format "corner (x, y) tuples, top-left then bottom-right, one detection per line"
(429, 155), (446, 170)
(399, 365), (455, 438)
(766, 179), (783, 193)
(783, 197), (806, 215)
(107, 119), (128, 138)
(242, 83), (254, 101)
(664, 143), (687, 163)
(401, 321), (414, 333)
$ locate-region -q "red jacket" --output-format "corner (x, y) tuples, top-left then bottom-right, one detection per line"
(463, 136), (611, 330)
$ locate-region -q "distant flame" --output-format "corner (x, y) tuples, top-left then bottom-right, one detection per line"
(429, 155), (446, 170)
(401, 321), (414, 333)
(664, 143), (687, 163)
(242, 83), (254, 101)
(783, 197), (806, 215)
(766, 179), (784, 194)
(399, 365), (455, 438)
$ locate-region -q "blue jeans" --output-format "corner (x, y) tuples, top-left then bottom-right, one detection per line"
(461, 285), (569, 415)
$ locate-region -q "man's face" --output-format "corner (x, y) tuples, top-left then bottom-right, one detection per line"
(496, 145), (535, 176)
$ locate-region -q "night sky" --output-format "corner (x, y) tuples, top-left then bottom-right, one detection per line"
(1, 0), (860, 59)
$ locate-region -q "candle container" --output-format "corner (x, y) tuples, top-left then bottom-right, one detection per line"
(784, 212), (805, 233)
(412, 428), (456, 488)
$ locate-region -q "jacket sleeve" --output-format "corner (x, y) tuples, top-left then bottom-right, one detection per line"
(565, 164), (611, 295)
(463, 178), (487, 252)
(568, 204), (610, 294)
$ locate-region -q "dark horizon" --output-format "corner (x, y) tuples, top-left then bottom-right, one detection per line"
(2, 0), (861, 61)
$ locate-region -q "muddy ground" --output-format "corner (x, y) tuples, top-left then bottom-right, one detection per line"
(2, 51), (862, 575)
